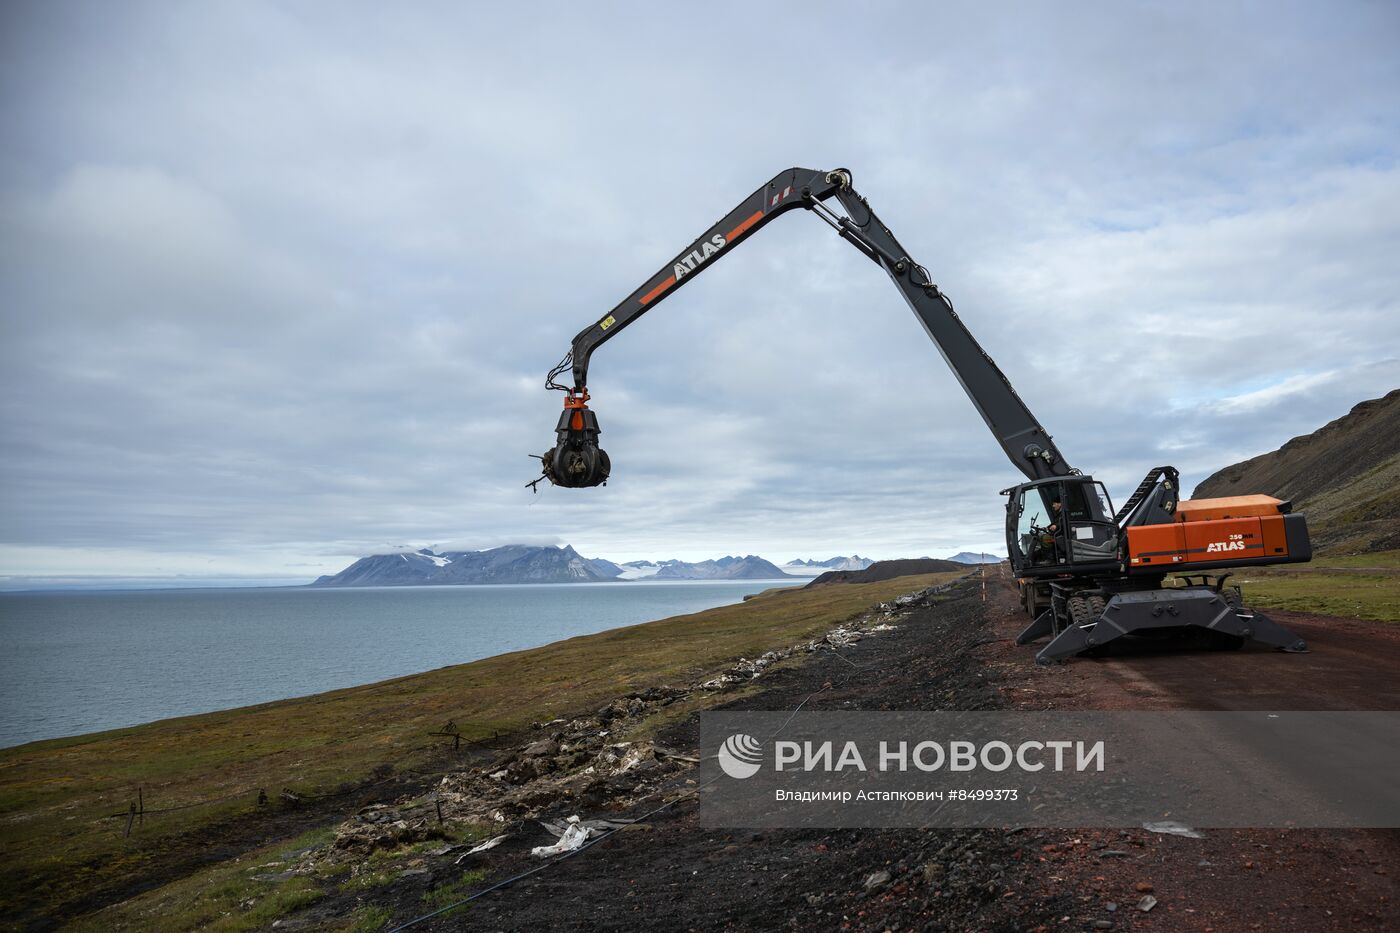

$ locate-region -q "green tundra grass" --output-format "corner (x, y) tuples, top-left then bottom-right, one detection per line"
(0, 572), (961, 930)
(1234, 549), (1400, 622)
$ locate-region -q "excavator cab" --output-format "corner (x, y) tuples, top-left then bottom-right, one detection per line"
(1005, 477), (1119, 577)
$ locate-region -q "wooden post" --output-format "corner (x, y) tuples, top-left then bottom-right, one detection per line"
(429, 730), (466, 751)
(124, 802), (136, 837)
(435, 797), (444, 825)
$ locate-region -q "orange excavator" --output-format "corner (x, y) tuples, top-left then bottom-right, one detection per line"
(535, 168), (1310, 663)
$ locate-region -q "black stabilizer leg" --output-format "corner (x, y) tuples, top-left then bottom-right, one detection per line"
(1236, 610), (1309, 653)
(1017, 609), (1054, 645)
(1192, 596), (1309, 652)
(1035, 623), (1096, 665)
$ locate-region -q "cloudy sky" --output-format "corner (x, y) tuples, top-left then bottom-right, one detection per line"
(1, 1), (1397, 585)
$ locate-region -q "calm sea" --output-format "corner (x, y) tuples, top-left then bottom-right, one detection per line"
(0, 580), (803, 748)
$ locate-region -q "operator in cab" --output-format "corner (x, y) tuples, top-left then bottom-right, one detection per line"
(1046, 497), (1067, 560)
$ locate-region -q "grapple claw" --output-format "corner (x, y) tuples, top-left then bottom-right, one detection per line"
(537, 390), (610, 488)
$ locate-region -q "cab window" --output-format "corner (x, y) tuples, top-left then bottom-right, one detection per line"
(1016, 486), (1052, 540)
(1014, 485), (1059, 566)
(1062, 482), (1092, 522)
(1092, 483), (1114, 521)
(1061, 480), (1114, 523)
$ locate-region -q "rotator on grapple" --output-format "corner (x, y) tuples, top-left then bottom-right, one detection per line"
(531, 166), (1311, 663)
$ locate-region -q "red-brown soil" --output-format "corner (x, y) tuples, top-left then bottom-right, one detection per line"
(980, 578), (1400, 932)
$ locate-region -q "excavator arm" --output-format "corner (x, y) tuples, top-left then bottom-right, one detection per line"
(551, 168), (842, 392)
(536, 167), (1072, 488)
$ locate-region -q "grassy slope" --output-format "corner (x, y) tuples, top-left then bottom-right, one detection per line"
(1301, 452), (1400, 554)
(0, 572), (960, 927)
(66, 824), (486, 933)
(1233, 549), (1400, 622)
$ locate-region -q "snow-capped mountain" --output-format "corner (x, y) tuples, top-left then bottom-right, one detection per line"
(651, 555), (792, 580)
(312, 545), (623, 586)
(945, 551), (1003, 564)
(781, 555), (875, 575)
(616, 556), (793, 580)
(618, 560), (664, 580)
(311, 547), (795, 586)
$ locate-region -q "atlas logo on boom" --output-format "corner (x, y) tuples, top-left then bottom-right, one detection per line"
(673, 234), (726, 280)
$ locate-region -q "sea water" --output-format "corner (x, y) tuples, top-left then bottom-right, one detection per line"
(0, 580), (802, 748)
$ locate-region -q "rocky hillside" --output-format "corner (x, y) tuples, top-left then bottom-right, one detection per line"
(1193, 388), (1400, 553)
(312, 545), (622, 586)
(806, 558), (967, 587)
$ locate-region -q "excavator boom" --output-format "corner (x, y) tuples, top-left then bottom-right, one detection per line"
(542, 168), (1068, 485)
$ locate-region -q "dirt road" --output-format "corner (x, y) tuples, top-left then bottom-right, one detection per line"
(981, 580), (1400, 932)
(993, 602), (1400, 712)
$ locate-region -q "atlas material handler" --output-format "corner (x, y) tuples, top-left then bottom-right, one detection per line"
(534, 167), (1310, 664)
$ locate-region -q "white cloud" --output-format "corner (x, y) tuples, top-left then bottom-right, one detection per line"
(1205, 372), (1341, 416)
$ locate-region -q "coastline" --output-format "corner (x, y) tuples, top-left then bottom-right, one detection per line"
(0, 572), (958, 929)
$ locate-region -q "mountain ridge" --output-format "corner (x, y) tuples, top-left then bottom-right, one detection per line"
(805, 558), (968, 587)
(313, 545), (1017, 587)
(313, 547), (797, 586)
(784, 555), (875, 571)
(946, 551), (1003, 564)
(312, 545), (621, 586)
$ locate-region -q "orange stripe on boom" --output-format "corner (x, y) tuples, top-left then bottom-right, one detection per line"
(639, 274), (676, 306)
(725, 210), (764, 244)
(638, 210), (763, 307)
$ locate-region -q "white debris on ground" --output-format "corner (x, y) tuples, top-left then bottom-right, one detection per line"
(698, 581), (959, 689)
(464, 833), (509, 855)
(1141, 821), (1206, 839)
(324, 577), (965, 859)
(530, 815), (591, 857)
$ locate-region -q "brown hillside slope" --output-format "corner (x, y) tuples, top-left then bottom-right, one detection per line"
(1193, 388), (1400, 553)
(806, 558), (966, 586)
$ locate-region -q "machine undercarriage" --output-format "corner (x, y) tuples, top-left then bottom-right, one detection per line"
(1016, 573), (1308, 664)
